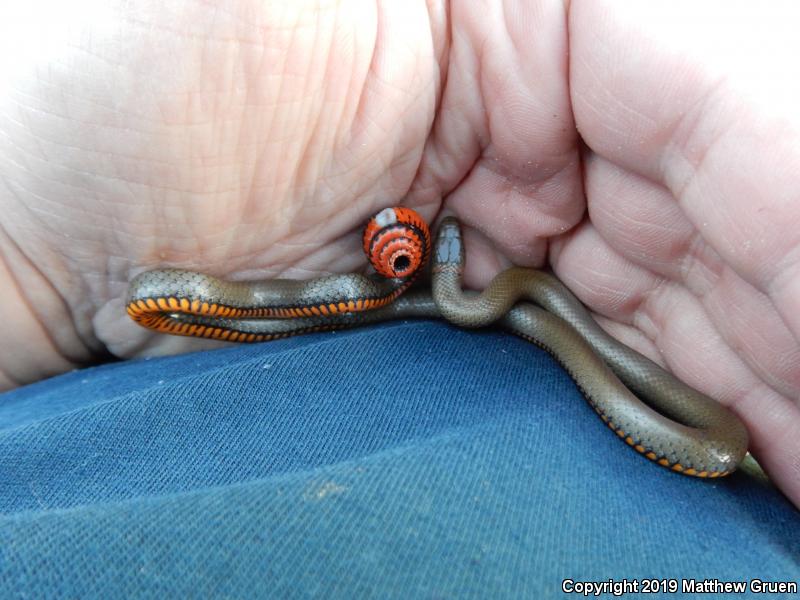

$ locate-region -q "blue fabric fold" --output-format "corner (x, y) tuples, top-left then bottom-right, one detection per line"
(1, 321), (797, 597)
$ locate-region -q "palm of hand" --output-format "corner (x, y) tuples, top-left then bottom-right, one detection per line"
(2, 1), (799, 505)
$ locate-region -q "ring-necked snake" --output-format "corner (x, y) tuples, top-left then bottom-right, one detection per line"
(128, 207), (749, 477)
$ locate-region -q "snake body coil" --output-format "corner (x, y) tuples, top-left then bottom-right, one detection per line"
(128, 207), (749, 477)
(127, 207), (430, 341)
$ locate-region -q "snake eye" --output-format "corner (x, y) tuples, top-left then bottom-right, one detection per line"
(363, 207), (431, 280)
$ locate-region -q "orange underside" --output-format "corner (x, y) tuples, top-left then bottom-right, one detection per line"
(126, 288), (403, 343)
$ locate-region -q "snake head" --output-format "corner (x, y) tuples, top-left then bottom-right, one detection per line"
(432, 216), (464, 270)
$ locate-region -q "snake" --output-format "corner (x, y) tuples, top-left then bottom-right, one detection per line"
(127, 206), (749, 477)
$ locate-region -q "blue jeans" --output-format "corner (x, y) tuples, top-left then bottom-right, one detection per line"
(1, 320), (797, 597)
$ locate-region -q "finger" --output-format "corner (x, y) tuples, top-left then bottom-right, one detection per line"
(585, 155), (800, 399)
(411, 0), (583, 269)
(570, 0), (800, 341)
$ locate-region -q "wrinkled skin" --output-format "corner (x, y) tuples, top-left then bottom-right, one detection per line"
(1, 0), (800, 506)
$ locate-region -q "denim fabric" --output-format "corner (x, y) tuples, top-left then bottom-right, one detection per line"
(0, 320), (797, 598)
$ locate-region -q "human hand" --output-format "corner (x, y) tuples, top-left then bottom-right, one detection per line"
(1, 0), (799, 506)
